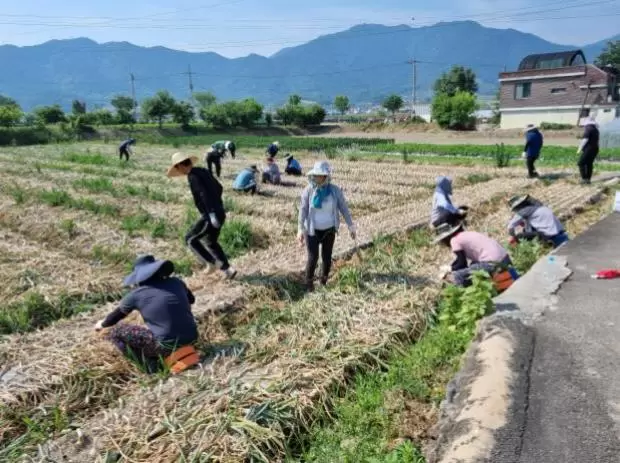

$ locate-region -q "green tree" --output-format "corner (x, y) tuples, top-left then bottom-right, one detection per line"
(141, 91), (176, 128)
(595, 40), (620, 69)
(334, 95), (350, 116)
(382, 94), (404, 116)
(431, 91), (478, 130)
(288, 94), (302, 106)
(0, 105), (23, 127)
(276, 103), (325, 127)
(265, 112), (273, 127)
(194, 91), (217, 108)
(91, 109), (116, 125)
(71, 100), (87, 115)
(33, 105), (66, 124)
(434, 66), (478, 97)
(0, 95), (19, 108)
(171, 101), (195, 127)
(111, 95), (136, 125)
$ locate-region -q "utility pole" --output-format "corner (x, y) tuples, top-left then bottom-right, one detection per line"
(184, 64), (195, 103)
(407, 58), (417, 115)
(130, 73), (137, 120)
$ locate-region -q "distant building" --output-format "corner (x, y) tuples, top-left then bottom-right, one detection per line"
(498, 50), (620, 129)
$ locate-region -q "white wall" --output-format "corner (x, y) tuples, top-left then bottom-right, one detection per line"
(500, 106), (619, 129)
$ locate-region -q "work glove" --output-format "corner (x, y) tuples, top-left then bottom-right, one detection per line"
(209, 213), (221, 229)
(522, 152), (527, 159)
(94, 319), (105, 332)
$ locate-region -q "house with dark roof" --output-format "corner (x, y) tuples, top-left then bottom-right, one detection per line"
(498, 50), (619, 129)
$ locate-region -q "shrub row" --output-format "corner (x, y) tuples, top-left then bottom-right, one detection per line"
(365, 142), (620, 161)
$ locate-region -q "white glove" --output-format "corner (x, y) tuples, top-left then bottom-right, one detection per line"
(94, 319), (105, 332)
(209, 213), (221, 229)
(521, 152), (527, 159)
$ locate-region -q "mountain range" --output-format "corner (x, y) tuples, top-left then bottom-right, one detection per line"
(1, 21), (618, 111)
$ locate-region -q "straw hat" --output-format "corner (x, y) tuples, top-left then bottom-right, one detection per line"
(284, 153), (293, 161)
(307, 161), (331, 177)
(274, 141), (280, 146)
(167, 152), (198, 178)
(433, 222), (464, 244)
(508, 194), (530, 210)
(123, 255), (174, 287)
(524, 123), (537, 131)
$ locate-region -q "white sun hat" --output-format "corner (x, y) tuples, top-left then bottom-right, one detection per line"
(307, 161), (331, 177)
(167, 152), (198, 178)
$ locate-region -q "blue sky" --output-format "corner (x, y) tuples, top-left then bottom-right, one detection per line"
(1, 0), (619, 57)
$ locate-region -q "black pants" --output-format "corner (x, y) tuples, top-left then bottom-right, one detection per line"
(229, 149), (236, 159)
(578, 150), (598, 181)
(285, 166), (302, 176)
(185, 216), (229, 270)
(119, 147), (130, 161)
(526, 156), (539, 177)
(207, 155), (222, 178)
(432, 209), (463, 228)
(305, 227), (336, 286)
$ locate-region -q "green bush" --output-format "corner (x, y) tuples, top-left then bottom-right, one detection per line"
(539, 122), (574, 130)
(220, 219), (267, 258)
(494, 143), (511, 168)
(431, 91), (478, 130)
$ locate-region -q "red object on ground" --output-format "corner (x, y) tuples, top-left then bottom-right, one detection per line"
(593, 269), (620, 279)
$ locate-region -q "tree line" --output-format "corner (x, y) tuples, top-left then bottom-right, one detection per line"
(0, 91), (331, 131)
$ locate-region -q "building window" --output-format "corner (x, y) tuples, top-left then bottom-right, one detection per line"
(551, 88), (567, 94)
(604, 109), (612, 113)
(515, 82), (532, 99)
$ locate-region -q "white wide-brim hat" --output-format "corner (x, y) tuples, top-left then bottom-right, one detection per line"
(524, 123), (537, 131)
(167, 152), (198, 178)
(307, 161), (331, 177)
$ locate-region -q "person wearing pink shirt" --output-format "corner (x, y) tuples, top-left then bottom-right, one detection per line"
(434, 222), (517, 287)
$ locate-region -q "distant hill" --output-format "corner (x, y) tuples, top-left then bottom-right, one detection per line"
(0, 21), (617, 110)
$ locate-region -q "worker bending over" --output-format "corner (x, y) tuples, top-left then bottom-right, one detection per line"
(118, 138), (136, 161)
(434, 222), (517, 287)
(284, 154), (303, 176)
(262, 157), (281, 185)
(205, 146), (224, 178)
(507, 195), (569, 248)
(212, 140), (236, 159)
(266, 141), (280, 158)
(430, 176), (468, 228)
(233, 165), (259, 195)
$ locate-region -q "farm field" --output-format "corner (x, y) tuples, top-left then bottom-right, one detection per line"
(0, 141), (614, 461)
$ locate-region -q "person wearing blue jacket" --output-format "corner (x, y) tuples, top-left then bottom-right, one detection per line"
(284, 154), (302, 176)
(266, 141), (280, 158)
(233, 165), (258, 195)
(522, 124), (544, 178)
(119, 138), (136, 161)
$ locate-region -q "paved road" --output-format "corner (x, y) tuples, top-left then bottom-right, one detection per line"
(512, 213), (620, 462)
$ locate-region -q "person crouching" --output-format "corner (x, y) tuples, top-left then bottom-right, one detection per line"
(507, 195), (569, 248)
(298, 161), (356, 291)
(430, 176), (468, 228)
(233, 165), (259, 195)
(284, 154), (303, 176)
(94, 255), (198, 372)
(434, 222), (517, 287)
(262, 157), (282, 185)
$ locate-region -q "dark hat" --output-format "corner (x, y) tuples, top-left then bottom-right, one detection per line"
(284, 153), (293, 160)
(508, 195), (530, 210)
(249, 164), (258, 171)
(123, 255), (174, 287)
(433, 222), (464, 244)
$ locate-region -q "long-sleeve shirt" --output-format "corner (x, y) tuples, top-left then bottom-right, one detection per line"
(287, 158), (302, 171)
(580, 124), (600, 155)
(298, 183), (354, 236)
(187, 167), (225, 222)
(263, 163), (281, 184)
(102, 277), (198, 345)
(267, 144), (279, 156)
(507, 205), (564, 238)
(233, 168), (257, 190)
(524, 129), (543, 158)
(431, 177), (458, 224)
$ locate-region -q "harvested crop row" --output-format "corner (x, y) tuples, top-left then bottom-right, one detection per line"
(36, 179), (606, 462)
(0, 177), (534, 428)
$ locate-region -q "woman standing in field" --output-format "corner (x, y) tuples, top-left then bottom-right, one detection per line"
(298, 161), (356, 291)
(577, 117), (600, 184)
